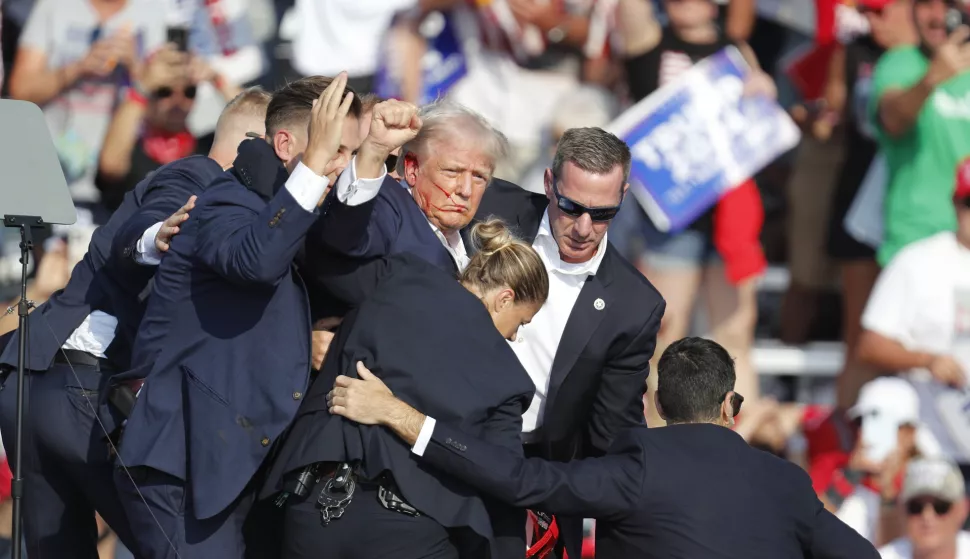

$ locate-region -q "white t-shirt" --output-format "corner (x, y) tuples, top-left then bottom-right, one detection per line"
(291, 0), (416, 78)
(879, 531), (970, 559)
(862, 231), (970, 463)
(837, 486), (881, 543)
(19, 0), (168, 203)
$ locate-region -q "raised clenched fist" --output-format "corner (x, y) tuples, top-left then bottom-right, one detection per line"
(364, 100), (422, 155)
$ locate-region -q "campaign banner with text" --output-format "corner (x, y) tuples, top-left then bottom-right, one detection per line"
(608, 46), (801, 233)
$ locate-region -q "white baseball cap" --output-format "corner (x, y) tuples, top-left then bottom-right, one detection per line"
(849, 377), (921, 425)
(900, 457), (966, 504)
(848, 377), (921, 463)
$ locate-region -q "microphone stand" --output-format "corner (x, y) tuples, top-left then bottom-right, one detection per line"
(4, 214), (43, 559)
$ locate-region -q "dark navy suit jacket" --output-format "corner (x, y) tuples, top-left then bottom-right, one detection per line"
(118, 164), (317, 520)
(421, 422), (881, 559)
(0, 155), (222, 372)
(302, 172), (458, 289)
(263, 252), (533, 558)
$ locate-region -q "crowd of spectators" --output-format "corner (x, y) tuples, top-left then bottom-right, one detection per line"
(1, 0), (970, 557)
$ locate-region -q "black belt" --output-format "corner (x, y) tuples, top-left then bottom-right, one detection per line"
(54, 350), (115, 372)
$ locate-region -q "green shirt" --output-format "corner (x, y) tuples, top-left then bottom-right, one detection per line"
(870, 46), (970, 265)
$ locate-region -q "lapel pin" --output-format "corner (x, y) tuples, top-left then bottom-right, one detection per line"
(594, 298), (605, 311)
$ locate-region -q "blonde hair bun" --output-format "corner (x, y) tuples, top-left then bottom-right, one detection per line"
(471, 219), (516, 258)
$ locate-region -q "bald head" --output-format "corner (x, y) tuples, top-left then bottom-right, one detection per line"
(210, 87), (273, 168)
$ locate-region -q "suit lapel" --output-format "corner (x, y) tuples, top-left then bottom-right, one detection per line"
(545, 276), (607, 412)
(544, 248), (617, 427)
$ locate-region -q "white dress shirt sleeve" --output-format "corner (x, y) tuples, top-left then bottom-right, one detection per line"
(410, 416), (437, 457)
(285, 161), (332, 212)
(334, 155), (388, 206)
(134, 222), (165, 266)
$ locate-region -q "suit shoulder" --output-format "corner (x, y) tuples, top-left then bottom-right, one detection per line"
(197, 174), (265, 211)
(478, 179), (546, 220)
(150, 156), (222, 188)
(604, 244), (664, 306)
(748, 443), (818, 497)
(137, 156), (223, 200)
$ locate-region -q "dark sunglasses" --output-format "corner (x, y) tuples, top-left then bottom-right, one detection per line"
(906, 498), (953, 516)
(385, 153), (399, 174)
(957, 195), (970, 208)
(551, 179), (622, 222)
(154, 85), (197, 100)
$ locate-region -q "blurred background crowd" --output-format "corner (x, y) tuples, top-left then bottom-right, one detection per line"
(1, 0), (970, 557)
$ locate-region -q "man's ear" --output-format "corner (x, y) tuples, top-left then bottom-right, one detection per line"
(403, 152), (420, 188)
(543, 168), (555, 201)
(721, 392), (736, 426)
(272, 130), (293, 165)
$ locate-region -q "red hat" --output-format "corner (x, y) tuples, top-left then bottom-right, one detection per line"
(955, 157), (970, 200)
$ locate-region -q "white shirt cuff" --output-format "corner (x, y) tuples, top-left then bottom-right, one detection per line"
(285, 161), (332, 212)
(134, 222), (164, 266)
(335, 155), (387, 206)
(410, 416), (437, 457)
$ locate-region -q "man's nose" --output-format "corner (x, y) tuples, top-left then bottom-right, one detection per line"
(454, 173), (474, 199)
(573, 213), (594, 237)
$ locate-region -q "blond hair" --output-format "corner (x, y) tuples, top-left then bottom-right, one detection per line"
(460, 219), (549, 306)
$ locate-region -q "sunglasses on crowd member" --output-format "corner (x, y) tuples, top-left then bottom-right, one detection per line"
(154, 85), (197, 100)
(906, 498), (953, 516)
(551, 178), (622, 222)
(957, 195), (970, 209)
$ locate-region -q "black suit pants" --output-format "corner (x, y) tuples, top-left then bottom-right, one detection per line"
(0, 362), (140, 558)
(281, 478), (460, 559)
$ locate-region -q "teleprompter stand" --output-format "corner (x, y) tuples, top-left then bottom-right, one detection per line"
(0, 100), (78, 559)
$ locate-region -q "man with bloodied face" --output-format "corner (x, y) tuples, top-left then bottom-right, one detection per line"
(302, 99), (508, 283)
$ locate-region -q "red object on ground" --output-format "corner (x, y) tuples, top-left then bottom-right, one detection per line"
(712, 178), (767, 285)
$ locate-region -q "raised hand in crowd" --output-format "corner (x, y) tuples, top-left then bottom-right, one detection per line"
(187, 55), (242, 100)
(301, 72), (357, 186)
(77, 27), (139, 79)
(927, 354), (967, 388)
(355, 99), (422, 179)
(155, 195), (197, 253)
(926, 26), (970, 88)
(135, 44), (188, 96)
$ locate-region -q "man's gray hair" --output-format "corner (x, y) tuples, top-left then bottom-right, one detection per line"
(396, 100), (509, 176)
(551, 127), (632, 184)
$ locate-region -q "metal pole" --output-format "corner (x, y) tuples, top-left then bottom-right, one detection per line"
(11, 223), (31, 559)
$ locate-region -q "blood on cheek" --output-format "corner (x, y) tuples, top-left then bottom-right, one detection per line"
(425, 178), (461, 213)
